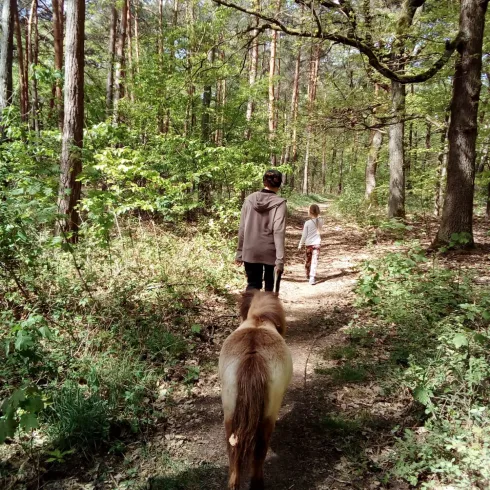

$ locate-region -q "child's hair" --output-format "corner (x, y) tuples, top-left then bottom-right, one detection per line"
(309, 204), (321, 231)
(309, 204), (320, 217)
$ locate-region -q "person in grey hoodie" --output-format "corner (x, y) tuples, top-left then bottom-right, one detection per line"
(235, 169), (287, 291)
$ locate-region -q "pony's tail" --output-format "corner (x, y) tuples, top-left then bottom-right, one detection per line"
(228, 354), (268, 483)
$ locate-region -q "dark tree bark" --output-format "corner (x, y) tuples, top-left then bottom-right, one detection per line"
(0, 0), (14, 118)
(106, 4), (117, 113)
(433, 0), (489, 248)
(57, 0), (85, 241)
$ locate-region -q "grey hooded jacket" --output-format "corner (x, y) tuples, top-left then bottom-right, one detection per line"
(236, 190), (287, 268)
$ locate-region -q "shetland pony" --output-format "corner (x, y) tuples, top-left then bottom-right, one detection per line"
(219, 291), (293, 490)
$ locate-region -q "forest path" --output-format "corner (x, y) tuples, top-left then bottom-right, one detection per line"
(146, 203), (404, 490)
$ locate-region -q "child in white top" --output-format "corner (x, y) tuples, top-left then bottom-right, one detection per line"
(298, 204), (323, 285)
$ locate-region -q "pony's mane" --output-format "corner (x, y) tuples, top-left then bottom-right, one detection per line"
(239, 290), (286, 337)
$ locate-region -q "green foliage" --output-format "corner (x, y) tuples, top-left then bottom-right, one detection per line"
(0, 386), (44, 443)
(354, 249), (490, 488)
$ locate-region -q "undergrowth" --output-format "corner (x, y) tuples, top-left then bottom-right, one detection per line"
(349, 246), (490, 488)
(0, 218), (240, 467)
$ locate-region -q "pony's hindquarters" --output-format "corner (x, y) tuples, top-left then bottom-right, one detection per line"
(219, 327), (292, 490)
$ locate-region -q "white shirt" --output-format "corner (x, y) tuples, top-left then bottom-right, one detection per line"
(299, 218), (323, 247)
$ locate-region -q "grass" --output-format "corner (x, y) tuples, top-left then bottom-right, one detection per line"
(0, 219), (240, 471)
(315, 363), (368, 383)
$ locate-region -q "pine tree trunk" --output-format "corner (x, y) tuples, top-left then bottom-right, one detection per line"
(57, 0), (85, 241)
(106, 4), (117, 113)
(13, 2), (28, 122)
(388, 80), (406, 218)
(52, 0), (63, 129)
(433, 0), (489, 248)
(302, 43), (320, 194)
(287, 46), (301, 175)
(268, 29), (278, 165)
(0, 0), (14, 118)
(134, 0), (140, 68)
(244, 9), (259, 140)
(28, 0), (39, 133)
(365, 129), (383, 202)
(113, 0), (128, 124)
(127, 0), (134, 103)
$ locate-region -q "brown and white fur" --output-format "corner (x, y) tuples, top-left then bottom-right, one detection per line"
(219, 291), (293, 490)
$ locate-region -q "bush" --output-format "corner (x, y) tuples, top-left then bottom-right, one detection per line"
(354, 248), (490, 488)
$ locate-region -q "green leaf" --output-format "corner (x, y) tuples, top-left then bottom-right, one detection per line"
(453, 333), (468, 349)
(413, 386), (431, 406)
(19, 413), (38, 431)
(474, 333), (490, 346)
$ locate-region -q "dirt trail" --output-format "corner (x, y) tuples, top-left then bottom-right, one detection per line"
(146, 204), (403, 490)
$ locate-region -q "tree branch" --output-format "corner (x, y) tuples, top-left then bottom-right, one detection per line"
(213, 0), (462, 84)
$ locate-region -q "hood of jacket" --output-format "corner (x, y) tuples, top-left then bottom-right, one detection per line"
(247, 191), (286, 213)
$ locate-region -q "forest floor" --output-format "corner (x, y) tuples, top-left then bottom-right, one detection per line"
(31, 204), (490, 489)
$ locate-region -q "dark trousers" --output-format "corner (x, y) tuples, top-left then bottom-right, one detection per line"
(244, 262), (274, 292)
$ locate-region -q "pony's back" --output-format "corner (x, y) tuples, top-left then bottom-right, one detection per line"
(219, 291), (292, 490)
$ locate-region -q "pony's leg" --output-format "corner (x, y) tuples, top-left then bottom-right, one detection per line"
(250, 417), (275, 490)
(225, 418), (241, 490)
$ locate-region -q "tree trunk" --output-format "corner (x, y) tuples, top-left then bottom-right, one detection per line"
(434, 113), (449, 216)
(302, 43), (320, 194)
(113, 0), (128, 124)
(268, 28), (278, 165)
(244, 9), (259, 140)
(13, 2), (28, 122)
(28, 0), (39, 133)
(52, 0), (63, 129)
(321, 142), (327, 193)
(477, 136), (489, 173)
(424, 121), (431, 168)
(302, 132), (311, 194)
(127, 0), (134, 103)
(286, 46), (301, 174)
(201, 48), (214, 142)
(365, 129), (383, 202)
(388, 80), (406, 218)
(487, 181), (490, 220)
(338, 150), (344, 194)
(387, 0), (426, 218)
(57, 0), (85, 241)
(134, 0), (139, 67)
(0, 0), (14, 119)
(106, 4), (117, 113)
(433, 0), (488, 248)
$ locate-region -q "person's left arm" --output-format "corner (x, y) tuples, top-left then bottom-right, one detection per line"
(273, 201), (287, 271)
